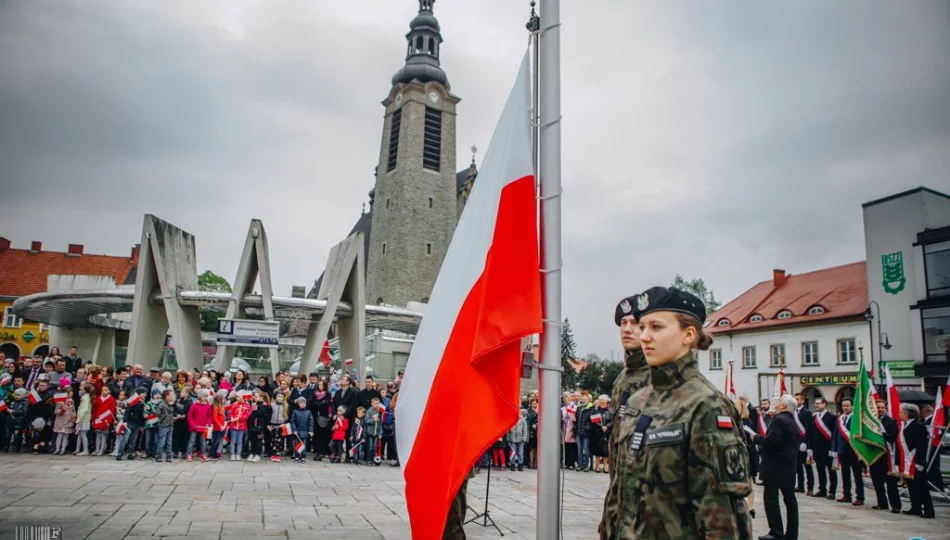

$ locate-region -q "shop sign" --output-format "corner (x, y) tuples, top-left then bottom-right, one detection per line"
(880, 359), (916, 379)
(800, 374), (858, 386)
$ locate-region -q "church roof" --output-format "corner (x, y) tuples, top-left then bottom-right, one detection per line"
(456, 164), (477, 195)
(392, 0), (450, 89)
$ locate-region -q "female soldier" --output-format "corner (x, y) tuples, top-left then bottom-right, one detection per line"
(608, 286), (752, 539)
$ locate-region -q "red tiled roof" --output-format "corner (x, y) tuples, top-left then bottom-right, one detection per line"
(708, 261), (868, 334)
(0, 239), (137, 298)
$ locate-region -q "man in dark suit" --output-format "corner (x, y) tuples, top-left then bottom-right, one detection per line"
(810, 397), (837, 499)
(753, 394), (801, 540)
(870, 399), (901, 512)
(900, 403), (936, 519)
(793, 393), (815, 494)
(832, 398), (865, 505)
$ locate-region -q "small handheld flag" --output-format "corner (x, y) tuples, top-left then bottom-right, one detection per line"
(590, 413), (602, 424)
(295, 439), (305, 454)
(280, 423), (293, 436)
(0, 401), (7, 413)
(0, 373), (12, 386)
(115, 421), (127, 435)
(126, 393), (142, 407)
(27, 389), (41, 405)
(145, 413), (158, 426)
(237, 390), (253, 401)
(53, 392), (69, 404)
(205, 425), (213, 440)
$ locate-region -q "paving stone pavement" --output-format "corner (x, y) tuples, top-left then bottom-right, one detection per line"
(0, 455), (947, 539)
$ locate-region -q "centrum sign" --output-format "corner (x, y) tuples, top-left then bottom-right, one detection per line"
(216, 319), (279, 348)
(799, 374), (858, 386)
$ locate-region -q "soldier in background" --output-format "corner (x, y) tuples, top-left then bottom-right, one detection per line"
(607, 287), (752, 539)
(598, 295), (651, 539)
(442, 467), (475, 539)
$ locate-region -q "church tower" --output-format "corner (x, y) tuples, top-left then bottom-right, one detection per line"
(366, 0), (459, 307)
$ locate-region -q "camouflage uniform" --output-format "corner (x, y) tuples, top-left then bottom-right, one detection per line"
(607, 352), (752, 539)
(598, 348), (650, 539)
(442, 467), (475, 539)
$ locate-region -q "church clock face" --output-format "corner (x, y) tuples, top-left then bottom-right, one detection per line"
(428, 91), (440, 103)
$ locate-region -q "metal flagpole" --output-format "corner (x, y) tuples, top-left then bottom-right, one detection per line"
(537, 0), (563, 538)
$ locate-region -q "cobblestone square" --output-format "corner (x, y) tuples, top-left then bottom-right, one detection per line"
(0, 455), (947, 539)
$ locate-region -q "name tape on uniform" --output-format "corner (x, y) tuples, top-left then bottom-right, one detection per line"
(645, 424), (685, 446)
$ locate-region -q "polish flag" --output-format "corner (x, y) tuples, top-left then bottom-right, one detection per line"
(724, 359), (737, 402)
(237, 390), (253, 401)
(590, 413), (603, 424)
(0, 373), (12, 386)
(319, 340), (333, 367)
(126, 393), (142, 407)
(884, 366), (900, 419)
(53, 392), (69, 404)
(377, 404), (388, 423)
(280, 423), (293, 436)
(394, 52), (542, 540)
(943, 373), (950, 408)
(295, 439), (305, 454)
(204, 425), (213, 440)
(115, 421), (127, 435)
(0, 401), (7, 413)
(931, 387), (945, 449)
(27, 389), (41, 405)
(757, 413), (767, 437)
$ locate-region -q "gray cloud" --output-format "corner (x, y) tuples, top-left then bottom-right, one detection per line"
(1, 0), (947, 358)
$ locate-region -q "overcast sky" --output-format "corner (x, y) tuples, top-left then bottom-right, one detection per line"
(1, 0), (948, 359)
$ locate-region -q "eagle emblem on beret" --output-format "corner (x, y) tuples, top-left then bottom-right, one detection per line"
(620, 300), (632, 314)
(637, 293), (649, 311)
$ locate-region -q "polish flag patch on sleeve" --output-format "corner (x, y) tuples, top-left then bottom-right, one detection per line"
(717, 415), (733, 429)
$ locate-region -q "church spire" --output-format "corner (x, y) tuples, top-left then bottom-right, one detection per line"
(391, 0), (449, 89)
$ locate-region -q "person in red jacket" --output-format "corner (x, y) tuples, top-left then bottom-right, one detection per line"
(330, 406), (349, 463)
(186, 389), (213, 462)
(229, 394), (251, 461)
(91, 385), (116, 456)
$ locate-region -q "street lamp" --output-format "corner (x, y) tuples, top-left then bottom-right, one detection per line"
(866, 301), (892, 388)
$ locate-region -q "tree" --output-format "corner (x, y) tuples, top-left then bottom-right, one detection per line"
(577, 353), (604, 396)
(671, 274), (721, 314)
(560, 318), (580, 390)
(197, 270), (232, 332)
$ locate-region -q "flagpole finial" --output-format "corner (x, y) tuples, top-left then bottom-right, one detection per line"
(471, 144), (478, 166)
(526, 1), (540, 32)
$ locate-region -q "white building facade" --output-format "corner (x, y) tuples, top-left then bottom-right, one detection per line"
(702, 318), (870, 412)
(862, 186), (950, 394)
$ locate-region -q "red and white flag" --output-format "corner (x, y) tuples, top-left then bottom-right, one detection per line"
(757, 413), (767, 437)
(724, 359), (737, 402)
(942, 373), (950, 408)
(205, 425), (213, 440)
(126, 393), (141, 407)
(591, 413), (603, 424)
(394, 52), (542, 540)
(885, 366), (901, 420)
(237, 390), (253, 401)
(0, 401), (7, 413)
(377, 404), (388, 423)
(53, 392), (69, 404)
(319, 340), (333, 367)
(295, 439), (305, 454)
(0, 373), (12, 386)
(27, 389), (41, 405)
(115, 421), (127, 435)
(929, 387), (946, 458)
(280, 423), (293, 436)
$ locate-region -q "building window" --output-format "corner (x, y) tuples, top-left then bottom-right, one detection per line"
(423, 107), (442, 171)
(426, 243), (432, 255)
(924, 240), (950, 298)
(742, 346), (756, 369)
(802, 341), (820, 366)
(749, 314), (763, 323)
(3, 307), (22, 329)
(710, 349), (722, 370)
(808, 305), (825, 315)
(387, 109), (402, 172)
(717, 319), (730, 327)
(428, 197), (433, 208)
(922, 306), (950, 364)
(386, 198), (391, 209)
(382, 243), (386, 255)
(837, 338), (856, 364)
(770, 344), (785, 368)
(777, 310), (792, 319)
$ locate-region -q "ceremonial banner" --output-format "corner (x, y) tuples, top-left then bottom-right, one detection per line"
(848, 357), (886, 466)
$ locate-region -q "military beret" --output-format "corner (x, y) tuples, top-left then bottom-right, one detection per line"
(614, 296), (638, 326)
(633, 286), (706, 323)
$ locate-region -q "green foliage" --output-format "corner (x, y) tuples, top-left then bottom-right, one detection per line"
(671, 274), (721, 314)
(573, 353), (624, 397)
(560, 318), (579, 390)
(197, 270), (232, 332)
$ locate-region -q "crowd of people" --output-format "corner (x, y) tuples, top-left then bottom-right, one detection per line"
(0, 348), (410, 465)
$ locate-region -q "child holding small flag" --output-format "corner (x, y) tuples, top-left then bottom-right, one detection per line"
(350, 406), (367, 464)
(172, 386), (193, 458)
(186, 388), (213, 462)
(52, 386), (76, 455)
(290, 397), (314, 463)
(247, 390), (270, 462)
(209, 391), (228, 460)
(329, 406), (348, 463)
(92, 385), (116, 456)
(228, 392), (251, 461)
(143, 389), (163, 459)
(154, 389), (176, 462)
(267, 393), (288, 462)
(117, 387), (146, 460)
(7, 388), (29, 452)
(363, 398), (382, 465)
(74, 383), (93, 456)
